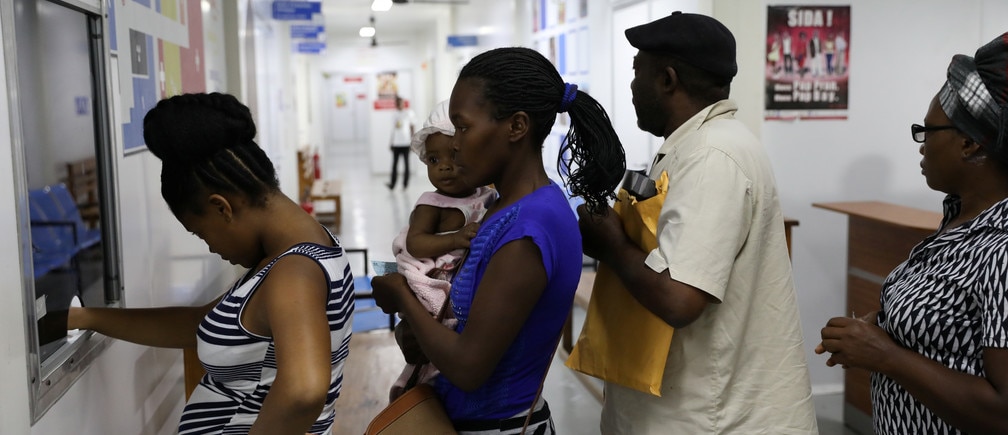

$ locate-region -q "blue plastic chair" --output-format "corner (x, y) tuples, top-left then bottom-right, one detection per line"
(45, 183), (101, 250)
(346, 248), (396, 332)
(27, 188), (78, 279)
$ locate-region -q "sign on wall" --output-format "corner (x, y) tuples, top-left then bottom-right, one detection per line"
(765, 6), (850, 120)
(287, 12), (326, 55)
(271, 1), (321, 20)
(374, 71), (399, 110)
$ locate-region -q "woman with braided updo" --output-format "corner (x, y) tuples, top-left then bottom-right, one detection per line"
(67, 93), (353, 435)
(371, 47), (625, 433)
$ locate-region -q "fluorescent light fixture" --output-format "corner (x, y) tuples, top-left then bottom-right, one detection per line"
(371, 0), (392, 11)
(359, 26), (376, 37)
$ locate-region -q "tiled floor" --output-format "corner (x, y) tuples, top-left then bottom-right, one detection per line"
(322, 140), (860, 434)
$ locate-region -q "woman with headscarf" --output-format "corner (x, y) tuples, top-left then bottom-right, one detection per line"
(817, 33), (1008, 434)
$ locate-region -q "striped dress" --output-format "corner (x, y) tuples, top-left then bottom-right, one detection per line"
(178, 239), (354, 435)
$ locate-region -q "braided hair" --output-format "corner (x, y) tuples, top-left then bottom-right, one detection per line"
(458, 47), (625, 215)
(142, 92), (279, 216)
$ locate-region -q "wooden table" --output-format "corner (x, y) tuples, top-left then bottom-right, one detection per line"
(311, 179), (342, 230)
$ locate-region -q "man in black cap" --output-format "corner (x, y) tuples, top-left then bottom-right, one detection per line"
(578, 12), (818, 433)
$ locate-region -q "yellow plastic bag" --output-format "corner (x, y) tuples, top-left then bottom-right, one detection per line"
(565, 171), (672, 397)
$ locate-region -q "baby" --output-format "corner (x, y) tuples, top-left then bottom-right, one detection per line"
(388, 100), (496, 400)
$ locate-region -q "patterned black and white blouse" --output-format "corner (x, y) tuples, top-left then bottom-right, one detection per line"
(872, 195), (1008, 434)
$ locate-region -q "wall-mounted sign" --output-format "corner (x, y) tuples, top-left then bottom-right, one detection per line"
(291, 24), (324, 39)
(447, 34), (479, 47)
(74, 96), (90, 115)
(295, 41), (326, 54)
(271, 1), (321, 21)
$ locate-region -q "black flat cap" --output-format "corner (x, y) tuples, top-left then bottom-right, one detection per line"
(625, 11), (737, 80)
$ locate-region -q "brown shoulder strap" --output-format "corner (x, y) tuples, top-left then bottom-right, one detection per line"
(519, 335), (561, 435)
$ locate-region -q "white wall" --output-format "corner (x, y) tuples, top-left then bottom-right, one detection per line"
(714, 0), (1008, 391)
(0, 1), (246, 433)
(248, 0), (301, 198)
(0, 13), (33, 433)
(203, 0), (230, 93)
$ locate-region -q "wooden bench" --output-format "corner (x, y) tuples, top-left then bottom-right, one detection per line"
(183, 348), (202, 400)
(63, 157), (99, 229)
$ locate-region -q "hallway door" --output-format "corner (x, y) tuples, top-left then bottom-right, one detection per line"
(323, 72), (369, 144)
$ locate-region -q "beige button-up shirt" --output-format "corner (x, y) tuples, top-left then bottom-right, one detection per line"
(601, 100), (818, 434)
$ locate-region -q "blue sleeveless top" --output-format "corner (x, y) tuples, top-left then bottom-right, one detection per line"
(179, 233), (354, 435)
(436, 182), (582, 421)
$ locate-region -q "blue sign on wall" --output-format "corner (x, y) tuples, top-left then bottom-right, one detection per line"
(272, 1), (321, 20)
(296, 41), (326, 54)
(291, 24), (324, 38)
(447, 34), (479, 47)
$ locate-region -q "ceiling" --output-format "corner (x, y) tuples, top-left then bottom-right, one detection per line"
(321, 0), (459, 42)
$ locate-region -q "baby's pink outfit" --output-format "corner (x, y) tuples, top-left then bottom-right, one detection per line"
(388, 186), (496, 401)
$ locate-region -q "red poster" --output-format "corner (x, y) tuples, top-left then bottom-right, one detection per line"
(765, 6), (850, 120)
(374, 71), (398, 110)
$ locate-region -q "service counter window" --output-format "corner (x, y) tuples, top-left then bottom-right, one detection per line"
(3, 0), (122, 422)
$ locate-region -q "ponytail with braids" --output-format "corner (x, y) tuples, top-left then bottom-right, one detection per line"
(458, 47), (625, 215)
(143, 93), (279, 215)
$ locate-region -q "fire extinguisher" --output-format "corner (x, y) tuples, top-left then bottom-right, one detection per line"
(313, 152), (321, 179)
(300, 200), (315, 215)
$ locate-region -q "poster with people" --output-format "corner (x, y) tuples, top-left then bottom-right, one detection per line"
(374, 71), (399, 110)
(765, 6), (850, 120)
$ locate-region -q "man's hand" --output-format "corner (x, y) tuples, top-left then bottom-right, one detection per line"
(576, 204), (627, 263)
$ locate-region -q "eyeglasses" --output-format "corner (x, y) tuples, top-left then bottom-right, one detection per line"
(911, 123), (958, 143)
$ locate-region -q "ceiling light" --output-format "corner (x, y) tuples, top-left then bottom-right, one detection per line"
(371, 0), (392, 11)
(359, 26), (376, 37)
